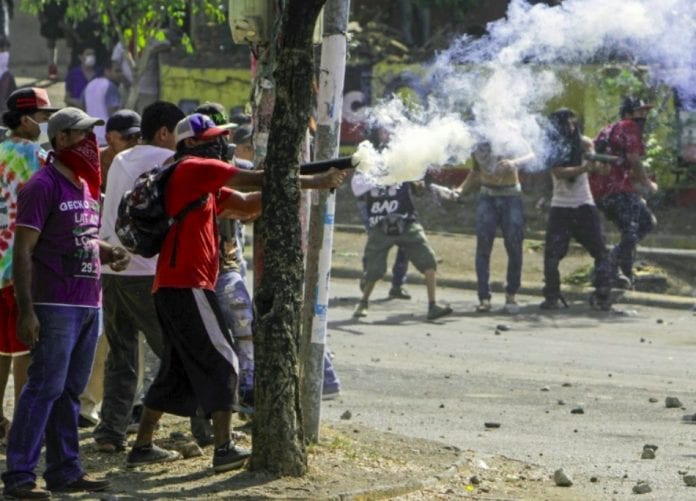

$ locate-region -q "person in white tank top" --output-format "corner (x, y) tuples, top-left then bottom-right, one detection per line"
(541, 108), (613, 311)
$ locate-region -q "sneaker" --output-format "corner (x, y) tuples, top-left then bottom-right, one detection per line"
(126, 444), (182, 467)
(427, 303), (453, 320)
(539, 297), (560, 310)
(540, 295), (568, 310)
(589, 291), (612, 311)
(96, 439), (126, 453)
(212, 442), (251, 473)
(388, 287), (411, 300)
(503, 294), (520, 314)
(48, 63), (58, 80)
(78, 415), (98, 428)
(476, 299), (492, 313)
(611, 272), (633, 290)
(3, 483), (51, 499)
(353, 300), (368, 318)
(51, 474), (110, 493)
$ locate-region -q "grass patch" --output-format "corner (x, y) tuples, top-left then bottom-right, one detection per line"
(563, 264), (594, 286)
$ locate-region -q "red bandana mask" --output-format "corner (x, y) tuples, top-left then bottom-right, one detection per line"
(55, 132), (102, 200)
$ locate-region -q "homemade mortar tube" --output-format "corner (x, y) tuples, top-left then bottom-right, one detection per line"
(585, 153), (620, 163)
(299, 155), (358, 174)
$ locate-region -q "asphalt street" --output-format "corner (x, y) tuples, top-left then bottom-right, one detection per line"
(321, 277), (696, 500)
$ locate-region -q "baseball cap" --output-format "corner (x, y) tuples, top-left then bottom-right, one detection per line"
(620, 96), (653, 116)
(174, 112), (235, 144)
(47, 107), (105, 141)
(232, 124), (253, 146)
(106, 109), (141, 135)
(6, 87), (60, 114)
(194, 102), (235, 128)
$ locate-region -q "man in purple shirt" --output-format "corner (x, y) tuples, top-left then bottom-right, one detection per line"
(2, 107), (129, 500)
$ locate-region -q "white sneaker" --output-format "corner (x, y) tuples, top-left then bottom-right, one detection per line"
(503, 294), (519, 314)
(353, 300), (368, 318)
(476, 299), (492, 313)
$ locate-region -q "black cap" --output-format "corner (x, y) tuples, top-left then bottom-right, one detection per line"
(195, 101), (231, 127)
(106, 109), (141, 135)
(6, 87), (60, 113)
(232, 124), (252, 145)
(620, 96), (653, 117)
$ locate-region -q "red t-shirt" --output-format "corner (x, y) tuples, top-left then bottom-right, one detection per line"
(589, 119), (645, 200)
(153, 157), (238, 292)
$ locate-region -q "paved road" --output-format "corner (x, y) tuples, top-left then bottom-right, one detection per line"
(322, 277), (696, 500)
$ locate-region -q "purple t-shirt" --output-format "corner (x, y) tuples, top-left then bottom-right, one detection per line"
(16, 164), (102, 307)
(65, 66), (102, 101)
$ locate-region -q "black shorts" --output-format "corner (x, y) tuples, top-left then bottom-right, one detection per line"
(145, 288), (239, 417)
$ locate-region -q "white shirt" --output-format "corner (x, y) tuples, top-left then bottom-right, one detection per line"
(100, 144), (174, 275)
(550, 171), (595, 208)
(83, 76), (121, 145)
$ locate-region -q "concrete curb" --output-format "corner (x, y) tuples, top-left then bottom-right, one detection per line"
(330, 266), (695, 311)
(331, 224), (695, 311)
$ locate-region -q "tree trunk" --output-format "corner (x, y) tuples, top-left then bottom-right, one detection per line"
(250, 0), (327, 476)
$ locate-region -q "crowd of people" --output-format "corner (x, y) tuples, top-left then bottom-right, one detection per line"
(0, 83), (347, 498)
(0, 32), (663, 494)
(351, 97), (659, 319)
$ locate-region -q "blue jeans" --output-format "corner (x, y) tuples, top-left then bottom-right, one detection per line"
(597, 192), (656, 279)
(475, 195), (524, 301)
(2, 305), (100, 491)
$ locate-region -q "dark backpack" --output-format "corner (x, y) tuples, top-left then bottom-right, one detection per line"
(115, 160), (207, 260)
(594, 122), (618, 154)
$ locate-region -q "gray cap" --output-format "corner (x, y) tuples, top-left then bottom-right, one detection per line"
(47, 107), (105, 141)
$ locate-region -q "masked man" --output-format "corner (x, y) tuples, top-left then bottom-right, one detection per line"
(2, 107), (129, 499)
(589, 97), (658, 288)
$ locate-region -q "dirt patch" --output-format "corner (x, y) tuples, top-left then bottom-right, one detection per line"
(4, 417), (593, 499)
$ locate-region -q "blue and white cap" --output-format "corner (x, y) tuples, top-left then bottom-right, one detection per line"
(174, 113), (235, 144)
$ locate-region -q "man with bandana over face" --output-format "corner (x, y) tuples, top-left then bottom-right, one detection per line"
(2, 107), (130, 499)
(589, 97), (658, 289)
(126, 113), (347, 473)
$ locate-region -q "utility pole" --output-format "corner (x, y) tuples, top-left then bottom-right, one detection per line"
(300, 0), (351, 443)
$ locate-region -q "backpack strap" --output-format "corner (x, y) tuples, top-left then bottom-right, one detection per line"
(168, 193), (209, 268)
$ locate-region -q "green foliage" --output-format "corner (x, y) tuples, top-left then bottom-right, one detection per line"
(562, 264), (594, 286)
(19, 0), (223, 55)
(413, 0), (484, 16)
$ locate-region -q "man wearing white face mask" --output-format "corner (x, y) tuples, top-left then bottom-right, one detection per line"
(65, 47), (100, 109)
(0, 87), (58, 447)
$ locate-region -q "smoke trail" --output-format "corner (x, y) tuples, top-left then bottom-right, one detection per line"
(355, 0), (696, 184)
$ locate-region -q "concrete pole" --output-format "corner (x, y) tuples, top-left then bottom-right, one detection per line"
(300, 0), (351, 443)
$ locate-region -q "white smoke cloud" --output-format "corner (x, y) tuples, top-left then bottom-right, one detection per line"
(356, 0), (696, 184)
